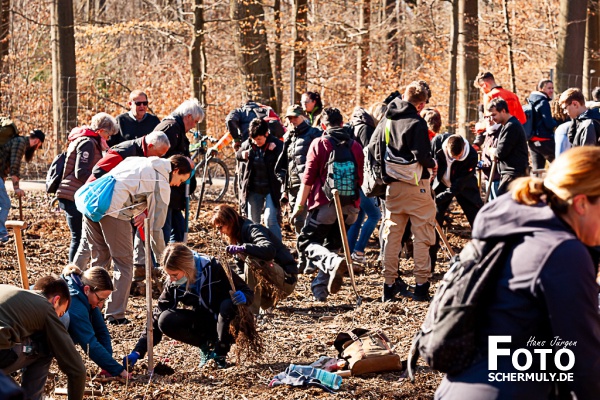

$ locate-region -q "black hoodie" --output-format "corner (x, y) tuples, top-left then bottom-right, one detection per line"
(444, 194), (600, 398)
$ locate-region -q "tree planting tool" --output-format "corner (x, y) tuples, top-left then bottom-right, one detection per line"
(144, 217), (154, 375)
(484, 160), (497, 204)
(6, 220), (28, 289)
(435, 221), (456, 259)
(331, 189), (362, 307)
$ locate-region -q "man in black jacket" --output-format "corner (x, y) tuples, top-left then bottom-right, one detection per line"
(486, 98), (529, 196)
(155, 99), (204, 243)
(527, 80), (558, 169)
(108, 90), (161, 147)
(371, 81), (437, 302)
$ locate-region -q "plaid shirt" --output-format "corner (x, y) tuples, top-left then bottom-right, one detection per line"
(0, 136), (28, 179)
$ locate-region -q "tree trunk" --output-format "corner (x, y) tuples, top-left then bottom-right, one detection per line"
(291, 0), (307, 103)
(230, 0), (276, 109)
(51, 0), (78, 156)
(584, 0), (600, 98)
(190, 0), (207, 137)
(385, 0), (399, 68)
(0, 0), (10, 72)
(273, 0), (283, 112)
(447, 0), (458, 134)
(457, 0), (478, 141)
(555, 0), (587, 92)
(502, 0), (516, 94)
(355, 0), (370, 106)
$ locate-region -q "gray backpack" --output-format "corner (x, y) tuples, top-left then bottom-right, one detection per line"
(407, 236), (518, 380)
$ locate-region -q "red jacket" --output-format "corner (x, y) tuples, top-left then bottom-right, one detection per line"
(484, 86), (526, 124)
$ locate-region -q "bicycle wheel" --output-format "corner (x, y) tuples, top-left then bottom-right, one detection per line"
(195, 157), (229, 202)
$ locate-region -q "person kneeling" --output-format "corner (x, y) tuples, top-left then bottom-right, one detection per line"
(124, 243), (253, 369)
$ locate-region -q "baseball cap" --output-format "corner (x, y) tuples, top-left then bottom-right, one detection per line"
(285, 104), (304, 118)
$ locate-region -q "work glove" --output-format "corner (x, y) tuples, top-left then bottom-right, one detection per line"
(123, 351), (140, 372)
(231, 290), (247, 305)
(226, 245), (246, 255)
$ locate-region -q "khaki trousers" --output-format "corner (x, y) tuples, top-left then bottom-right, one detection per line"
(382, 179), (436, 285)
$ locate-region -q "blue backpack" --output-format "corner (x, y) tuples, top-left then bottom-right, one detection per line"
(74, 174), (117, 222)
(322, 135), (359, 206)
(522, 98), (544, 140)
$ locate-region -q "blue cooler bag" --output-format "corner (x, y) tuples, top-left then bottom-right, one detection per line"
(75, 174), (117, 222)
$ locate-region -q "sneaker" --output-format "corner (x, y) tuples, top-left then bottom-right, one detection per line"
(350, 252), (365, 264)
(105, 316), (131, 325)
(198, 344), (213, 368)
(327, 257), (347, 294)
(412, 282), (431, 302)
(381, 277), (411, 302)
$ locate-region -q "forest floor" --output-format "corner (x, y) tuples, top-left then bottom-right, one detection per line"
(0, 189), (472, 399)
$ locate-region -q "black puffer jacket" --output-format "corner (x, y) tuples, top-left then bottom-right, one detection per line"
(277, 121), (322, 189)
(239, 217), (297, 275)
(236, 134), (285, 213)
(348, 107), (376, 148)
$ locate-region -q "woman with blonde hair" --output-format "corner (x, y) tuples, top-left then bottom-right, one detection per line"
(61, 265), (131, 379)
(124, 243), (252, 369)
(435, 146), (600, 399)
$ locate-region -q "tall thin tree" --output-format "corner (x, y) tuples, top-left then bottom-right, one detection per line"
(555, 0), (587, 91)
(190, 0), (207, 136)
(291, 0), (308, 103)
(457, 0), (478, 140)
(0, 0), (10, 73)
(584, 0), (600, 97)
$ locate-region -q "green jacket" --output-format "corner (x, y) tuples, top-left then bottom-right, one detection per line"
(0, 284), (86, 400)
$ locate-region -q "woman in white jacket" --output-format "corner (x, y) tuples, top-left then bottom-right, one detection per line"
(82, 154), (191, 325)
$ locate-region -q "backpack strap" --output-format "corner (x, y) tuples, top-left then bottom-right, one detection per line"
(385, 119), (392, 145)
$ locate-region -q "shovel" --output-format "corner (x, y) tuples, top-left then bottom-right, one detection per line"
(331, 189), (362, 307)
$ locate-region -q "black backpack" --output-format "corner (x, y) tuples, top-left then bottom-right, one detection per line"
(522, 98), (544, 140)
(45, 152), (67, 194)
(322, 135), (359, 206)
(407, 236), (520, 380)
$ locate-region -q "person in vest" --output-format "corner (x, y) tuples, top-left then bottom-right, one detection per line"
(0, 278), (86, 400)
(291, 107), (363, 302)
(108, 90), (161, 147)
(211, 205), (297, 314)
(301, 91), (324, 128)
(82, 155), (192, 325)
(527, 79), (558, 169)
(0, 129), (45, 244)
(237, 118), (285, 240)
(57, 113), (118, 262)
(123, 242), (253, 369)
(61, 265), (132, 379)
(435, 146), (600, 399)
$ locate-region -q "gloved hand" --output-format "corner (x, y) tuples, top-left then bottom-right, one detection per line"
(123, 351), (140, 371)
(231, 290), (247, 305)
(226, 245), (246, 255)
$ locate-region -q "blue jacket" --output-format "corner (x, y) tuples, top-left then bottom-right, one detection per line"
(528, 91), (557, 140)
(63, 274), (124, 376)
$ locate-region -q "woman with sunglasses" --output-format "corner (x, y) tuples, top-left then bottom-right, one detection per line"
(124, 243), (253, 369)
(211, 204), (298, 314)
(61, 265), (132, 379)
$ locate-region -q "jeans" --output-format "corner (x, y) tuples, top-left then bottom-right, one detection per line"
(0, 179), (10, 241)
(58, 198), (83, 262)
(247, 191), (282, 240)
(162, 207), (185, 244)
(347, 190), (381, 253)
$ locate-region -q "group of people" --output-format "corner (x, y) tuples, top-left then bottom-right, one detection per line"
(2, 75), (600, 399)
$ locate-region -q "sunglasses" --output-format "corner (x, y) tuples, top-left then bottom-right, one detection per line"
(135, 101), (149, 106)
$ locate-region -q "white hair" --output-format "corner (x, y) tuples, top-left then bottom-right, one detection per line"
(172, 98), (205, 122)
(145, 130), (170, 149)
(90, 112), (118, 136)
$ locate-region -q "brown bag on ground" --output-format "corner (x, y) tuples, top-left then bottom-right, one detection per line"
(334, 328), (402, 376)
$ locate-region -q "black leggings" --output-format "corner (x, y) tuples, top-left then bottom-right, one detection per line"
(157, 301), (237, 356)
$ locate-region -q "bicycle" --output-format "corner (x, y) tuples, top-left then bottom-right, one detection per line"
(189, 135), (230, 203)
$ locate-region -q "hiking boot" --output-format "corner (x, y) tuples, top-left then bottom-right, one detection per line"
(328, 257), (347, 294)
(105, 316), (131, 325)
(198, 343), (213, 368)
(412, 282), (431, 302)
(351, 252), (365, 264)
(381, 277), (411, 302)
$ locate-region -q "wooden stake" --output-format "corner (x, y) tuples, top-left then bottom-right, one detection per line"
(6, 220), (28, 289)
(144, 218), (154, 374)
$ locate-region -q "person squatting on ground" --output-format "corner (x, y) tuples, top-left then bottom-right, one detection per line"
(108, 90), (161, 147)
(346, 106), (381, 264)
(430, 133), (482, 269)
(89, 130), (170, 284)
(371, 81), (437, 302)
(57, 113), (118, 263)
(61, 265), (132, 379)
(237, 118), (286, 240)
(558, 87), (600, 147)
(155, 99), (203, 243)
(435, 146), (600, 399)
(291, 107), (364, 302)
(124, 243), (253, 370)
(278, 104), (322, 235)
(0, 279), (86, 400)
(0, 129), (45, 244)
(82, 155), (192, 325)
(527, 80), (558, 170)
(211, 205), (297, 314)
(485, 98), (529, 197)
